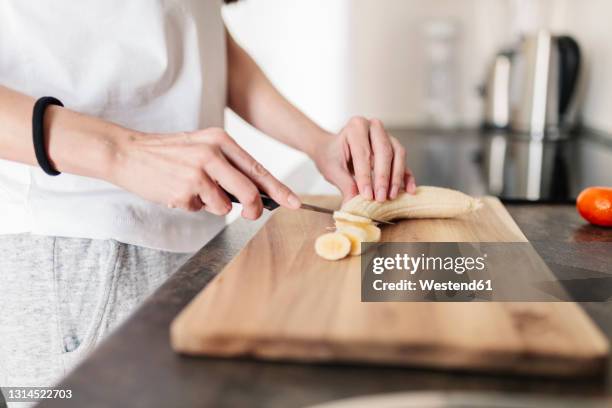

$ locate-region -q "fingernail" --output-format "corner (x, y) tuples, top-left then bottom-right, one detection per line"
(390, 185), (399, 199)
(241, 209), (258, 220)
(407, 180), (417, 194)
(375, 187), (387, 202)
(287, 193), (301, 209)
(361, 184), (373, 200)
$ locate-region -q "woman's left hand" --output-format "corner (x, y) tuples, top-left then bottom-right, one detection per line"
(312, 116), (416, 203)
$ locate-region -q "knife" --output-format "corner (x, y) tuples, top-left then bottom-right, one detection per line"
(224, 191), (394, 225)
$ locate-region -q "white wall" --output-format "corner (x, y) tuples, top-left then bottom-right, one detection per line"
(225, 0), (612, 135)
(224, 0), (517, 132)
(223, 0), (352, 131)
(344, 0), (509, 127)
(551, 0), (612, 136)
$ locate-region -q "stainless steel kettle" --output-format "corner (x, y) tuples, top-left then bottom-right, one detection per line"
(482, 31), (581, 138)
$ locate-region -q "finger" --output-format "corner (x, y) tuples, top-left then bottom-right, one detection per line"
(205, 154), (264, 220)
(220, 141), (301, 210)
(325, 163), (358, 202)
(369, 119), (393, 202)
(346, 117), (373, 200)
(389, 137), (406, 199)
(404, 169), (417, 194)
(197, 172), (232, 216)
(187, 195), (205, 212)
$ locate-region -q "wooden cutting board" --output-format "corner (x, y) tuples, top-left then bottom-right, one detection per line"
(170, 196), (609, 376)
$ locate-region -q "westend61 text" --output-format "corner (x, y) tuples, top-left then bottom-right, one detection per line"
(372, 279), (493, 292)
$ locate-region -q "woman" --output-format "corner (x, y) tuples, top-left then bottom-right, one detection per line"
(0, 0), (415, 388)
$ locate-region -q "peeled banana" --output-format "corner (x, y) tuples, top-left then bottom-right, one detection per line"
(333, 211), (373, 225)
(315, 186), (480, 261)
(341, 186), (481, 222)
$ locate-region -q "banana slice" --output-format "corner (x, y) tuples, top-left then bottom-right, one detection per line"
(341, 186), (482, 221)
(362, 223), (381, 242)
(336, 225), (369, 256)
(333, 211), (374, 225)
(315, 221), (382, 260)
(336, 221), (381, 242)
(314, 232), (351, 261)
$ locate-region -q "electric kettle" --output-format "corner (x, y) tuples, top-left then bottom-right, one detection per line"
(482, 31), (581, 138)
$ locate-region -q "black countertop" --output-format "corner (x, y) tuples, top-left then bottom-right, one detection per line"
(36, 130), (612, 408)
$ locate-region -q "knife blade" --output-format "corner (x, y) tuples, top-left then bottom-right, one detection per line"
(299, 202), (394, 225)
(224, 191), (394, 225)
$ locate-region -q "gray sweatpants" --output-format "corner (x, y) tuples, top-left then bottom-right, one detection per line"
(0, 234), (192, 393)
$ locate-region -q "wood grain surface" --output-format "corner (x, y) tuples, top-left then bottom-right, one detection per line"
(170, 196), (609, 377)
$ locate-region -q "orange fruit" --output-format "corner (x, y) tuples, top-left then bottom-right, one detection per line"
(576, 187), (612, 227)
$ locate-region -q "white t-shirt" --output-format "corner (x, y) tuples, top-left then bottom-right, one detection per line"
(0, 0), (227, 252)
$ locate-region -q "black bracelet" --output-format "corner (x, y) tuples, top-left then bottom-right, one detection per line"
(32, 96), (64, 176)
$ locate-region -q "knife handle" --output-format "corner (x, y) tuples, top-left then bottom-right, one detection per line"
(224, 190), (280, 211)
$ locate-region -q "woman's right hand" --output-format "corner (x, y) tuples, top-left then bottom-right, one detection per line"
(0, 85), (296, 220)
(109, 128), (301, 219)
